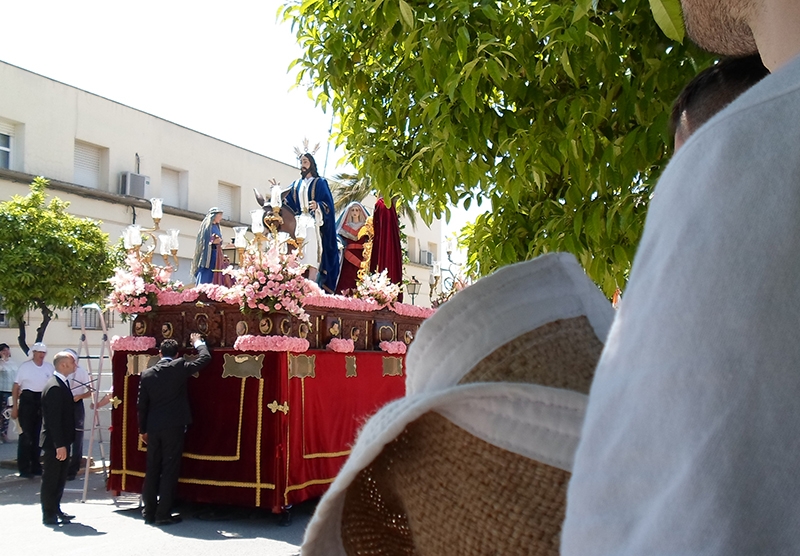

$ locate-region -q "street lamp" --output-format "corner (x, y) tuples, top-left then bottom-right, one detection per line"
(406, 275), (421, 305)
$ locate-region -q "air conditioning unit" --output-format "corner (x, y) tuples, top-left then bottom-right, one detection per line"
(119, 172), (150, 198)
(419, 250), (433, 266)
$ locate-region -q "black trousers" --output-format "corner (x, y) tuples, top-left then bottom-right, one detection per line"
(41, 443), (69, 520)
(67, 401), (85, 478)
(142, 425), (185, 521)
(17, 390), (42, 475)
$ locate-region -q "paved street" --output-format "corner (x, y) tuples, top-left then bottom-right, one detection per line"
(0, 432), (313, 556)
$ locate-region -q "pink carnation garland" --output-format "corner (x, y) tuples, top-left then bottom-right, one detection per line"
(110, 335), (156, 352)
(327, 338), (355, 353)
(379, 341), (407, 355)
(233, 334), (309, 353)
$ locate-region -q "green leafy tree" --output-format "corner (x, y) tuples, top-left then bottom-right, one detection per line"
(0, 177), (114, 353)
(331, 172), (417, 226)
(283, 0), (713, 294)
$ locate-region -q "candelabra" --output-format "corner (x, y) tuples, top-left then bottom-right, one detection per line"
(122, 198), (180, 269)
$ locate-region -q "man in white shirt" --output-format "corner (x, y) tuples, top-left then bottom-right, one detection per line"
(11, 342), (54, 478)
(0, 343), (18, 443)
(561, 0), (800, 554)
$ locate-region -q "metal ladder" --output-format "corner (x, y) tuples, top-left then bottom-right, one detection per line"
(68, 303), (113, 503)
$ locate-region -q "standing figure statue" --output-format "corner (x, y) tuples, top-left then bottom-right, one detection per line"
(335, 202), (370, 295)
(191, 207), (225, 285)
(284, 153), (340, 293)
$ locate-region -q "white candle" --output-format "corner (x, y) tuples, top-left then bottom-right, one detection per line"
(167, 228), (180, 251)
(270, 186), (282, 207)
(128, 225), (142, 246)
(250, 209), (265, 234)
(159, 234), (170, 255)
(150, 198), (163, 219)
(233, 226), (248, 248)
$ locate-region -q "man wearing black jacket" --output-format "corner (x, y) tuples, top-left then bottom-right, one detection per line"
(138, 333), (211, 526)
(40, 351), (77, 525)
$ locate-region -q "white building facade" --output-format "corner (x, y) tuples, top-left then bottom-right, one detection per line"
(0, 60), (441, 358)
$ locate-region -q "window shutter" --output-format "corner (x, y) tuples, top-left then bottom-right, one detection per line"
(161, 167), (181, 207)
(218, 183), (234, 219)
(0, 121), (14, 136)
(74, 141), (101, 188)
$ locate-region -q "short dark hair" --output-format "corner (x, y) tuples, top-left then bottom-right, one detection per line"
(302, 153), (320, 178)
(160, 339), (179, 358)
(0, 343), (8, 351)
(670, 54), (768, 145)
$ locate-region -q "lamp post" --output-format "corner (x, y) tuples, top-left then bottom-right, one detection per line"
(406, 275), (421, 305)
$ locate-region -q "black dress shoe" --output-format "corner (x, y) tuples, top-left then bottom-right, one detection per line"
(43, 516), (59, 525)
(58, 511), (75, 521)
(155, 516), (183, 526)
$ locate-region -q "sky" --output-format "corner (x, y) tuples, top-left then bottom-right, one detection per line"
(1, 0), (483, 238)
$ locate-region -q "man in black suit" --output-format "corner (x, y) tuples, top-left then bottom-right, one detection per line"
(40, 351), (77, 525)
(138, 333), (211, 526)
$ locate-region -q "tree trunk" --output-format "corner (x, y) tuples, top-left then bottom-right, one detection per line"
(34, 299), (52, 344)
(15, 312), (28, 355)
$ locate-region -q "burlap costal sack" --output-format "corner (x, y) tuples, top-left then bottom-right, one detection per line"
(340, 316), (603, 556)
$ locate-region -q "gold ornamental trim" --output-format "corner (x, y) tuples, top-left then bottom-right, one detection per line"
(288, 354), (316, 379)
(222, 353), (264, 379)
(126, 354), (159, 376)
(109, 470), (275, 490)
(382, 356), (404, 377)
(268, 401), (289, 414)
(345, 356), (357, 378)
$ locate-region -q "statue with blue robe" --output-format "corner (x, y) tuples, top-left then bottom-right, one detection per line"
(283, 153), (340, 293)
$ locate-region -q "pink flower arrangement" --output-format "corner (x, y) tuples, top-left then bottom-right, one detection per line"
(327, 338), (355, 353)
(110, 335), (156, 352)
(391, 302), (436, 319)
(222, 245), (321, 322)
(304, 295), (382, 313)
(233, 334), (310, 352)
(107, 253), (189, 316)
(156, 288), (199, 306)
(379, 341), (407, 355)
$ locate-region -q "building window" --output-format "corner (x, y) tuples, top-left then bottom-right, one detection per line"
(217, 182), (241, 221)
(74, 140), (105, 189)
(161, 167), (187, 209)
(0, 307), (10, 328)
(70, 306), (115, 330)
(406, 234), (418, 264)
(0, 120), (13, 170)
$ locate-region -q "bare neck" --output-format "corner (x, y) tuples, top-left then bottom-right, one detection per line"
(750, 0), (800, 70)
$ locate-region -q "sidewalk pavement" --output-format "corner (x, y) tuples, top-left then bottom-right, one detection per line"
(0, 437), (313, 556)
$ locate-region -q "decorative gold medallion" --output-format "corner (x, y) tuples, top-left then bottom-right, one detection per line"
(133, 320), (146, 336)
(235, 320), (248, 336)
(126, 354), (160, 375)
(345, 356), (357, 378)
(195, 313), (209, 334)
(298, 323), (309, 339)
(350, 327), (361, 343)
(222, 353), (264, 379)
(404, 330), (414, 345)
(280, 318), (291, 336)
(161, 322), (173, 338)
(329, 320), (341, 337)
(379, 325), (396, 342)
(259, 317), (272, 334)
(382, 356), (404, 377)
(288, 354), (316, 379)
